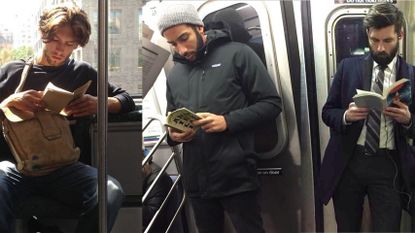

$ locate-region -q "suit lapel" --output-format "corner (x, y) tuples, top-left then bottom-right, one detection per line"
(394, 56), (411, 129)
(361, 55), (373, 91)
(396, 56), (408, 81)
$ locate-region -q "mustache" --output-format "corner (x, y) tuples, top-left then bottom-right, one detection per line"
(182, 51), (196, 57)
(373, 51), (389, 58)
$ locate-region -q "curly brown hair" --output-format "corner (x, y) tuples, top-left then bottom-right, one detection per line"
(39, 4), (91, 47)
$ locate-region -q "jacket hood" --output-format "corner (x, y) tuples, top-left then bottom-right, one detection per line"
(172, 29), (231, 65)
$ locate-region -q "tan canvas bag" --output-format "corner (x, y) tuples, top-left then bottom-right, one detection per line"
(1, 60), (80, 176)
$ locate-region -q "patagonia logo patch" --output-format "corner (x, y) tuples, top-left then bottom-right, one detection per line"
(211, 63), (221, 68)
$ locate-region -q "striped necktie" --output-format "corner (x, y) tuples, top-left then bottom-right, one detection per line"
(365, 66), (386, 155)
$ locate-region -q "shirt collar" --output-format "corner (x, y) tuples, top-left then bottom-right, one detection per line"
(373, 55), (397, 71)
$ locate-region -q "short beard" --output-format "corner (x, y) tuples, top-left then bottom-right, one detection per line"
(191, 26), (204, 51)
(43, 48), (66, 66)
(370, 43), (398, 67)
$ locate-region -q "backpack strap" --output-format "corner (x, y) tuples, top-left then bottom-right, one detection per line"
(1, 58), (35, 122)
(15, 58), (33, 93)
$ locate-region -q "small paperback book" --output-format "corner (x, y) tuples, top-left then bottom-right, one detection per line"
(165, 107), (201, 132)
(42, 80), (92, 113)
(353, 78), (411, 111)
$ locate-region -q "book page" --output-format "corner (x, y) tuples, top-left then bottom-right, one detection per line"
(353, 89), (385, 110)
(41, 81), (92, 113)
(42, 82), (74, 113)
(355, 89), (383, 97)
(73, 80), (92, 100)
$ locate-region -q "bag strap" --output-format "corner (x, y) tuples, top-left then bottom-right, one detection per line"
(15, 58), (33, 93)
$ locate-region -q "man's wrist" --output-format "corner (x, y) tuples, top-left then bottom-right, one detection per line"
(403, 116), (413, 129)
(343, 110), (352, 125)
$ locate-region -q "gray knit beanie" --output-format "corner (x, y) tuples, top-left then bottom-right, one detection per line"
(157, 4), (204, 35)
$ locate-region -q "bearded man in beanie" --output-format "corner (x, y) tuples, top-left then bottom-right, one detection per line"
(156, 4), (281, 233)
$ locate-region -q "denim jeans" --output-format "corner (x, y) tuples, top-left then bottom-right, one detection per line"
(0, 161), (124, 233)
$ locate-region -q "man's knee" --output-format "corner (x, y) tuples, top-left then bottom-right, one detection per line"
(0, 161), (17, 176)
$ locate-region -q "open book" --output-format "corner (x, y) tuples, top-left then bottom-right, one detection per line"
(353, 78), (411, 110)
(165, 107), (201, 132)
(42, 80), (92, 113)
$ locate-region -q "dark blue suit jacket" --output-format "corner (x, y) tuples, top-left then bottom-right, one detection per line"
(319, 55), (415, 213)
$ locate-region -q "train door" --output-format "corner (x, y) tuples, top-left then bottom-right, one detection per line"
(300, 0), (415, 231)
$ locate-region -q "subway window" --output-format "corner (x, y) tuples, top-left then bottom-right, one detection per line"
(0, 0), (141, 97)
(109, 9), (122, 35)
(109, 47), (121, 71)
(334, 16), (369, 64)
(83, 0), (141, 97)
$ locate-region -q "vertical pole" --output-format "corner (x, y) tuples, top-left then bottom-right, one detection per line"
(98, 0), (108, 232)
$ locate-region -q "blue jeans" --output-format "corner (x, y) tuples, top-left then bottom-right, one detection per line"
(0, 161), (124, 233)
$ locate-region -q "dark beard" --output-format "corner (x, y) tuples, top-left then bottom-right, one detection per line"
(173, 27), (207, 64)
(193, 27), (206, 60)
(190, 26), (204, 51)
(370, 43), (398, 67)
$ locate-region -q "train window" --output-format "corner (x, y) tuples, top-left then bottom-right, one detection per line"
(90, 2), (140, 97)
(109, 48), (121, 71)
(327, 9), (369, 84)
(334, 17), (369, 64)
(202, 3), (280, 156)
(0, 1), (141, 97)
(109, 9), (122, 34)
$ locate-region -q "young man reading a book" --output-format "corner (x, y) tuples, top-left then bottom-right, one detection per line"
(156, 4), (281, 233)
(319, 3), (415, 232)
(0, 4), (135, 233)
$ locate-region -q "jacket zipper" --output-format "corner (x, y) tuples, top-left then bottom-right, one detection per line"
(199, 67), (206, 108)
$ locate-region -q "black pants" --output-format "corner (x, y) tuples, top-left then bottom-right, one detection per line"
(189, 191), (264, 233)
(333, 147), (402, 232)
